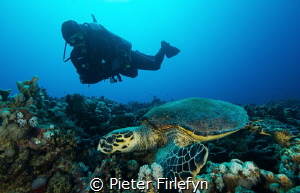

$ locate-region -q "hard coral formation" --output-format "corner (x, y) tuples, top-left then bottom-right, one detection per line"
(0, 76), (47, 110)
(1, 77), (300, 192)
(16, 76), (39, 98)
(0, 89), (11, 102)
(0, 77), (77, 192)
(260, 170), (294, 192)
(198, 159), (260, 192)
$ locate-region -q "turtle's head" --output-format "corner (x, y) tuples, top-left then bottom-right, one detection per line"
(97, 127), (138, 154)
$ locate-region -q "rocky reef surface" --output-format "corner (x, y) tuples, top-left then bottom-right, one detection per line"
(0, 77), (299, 193)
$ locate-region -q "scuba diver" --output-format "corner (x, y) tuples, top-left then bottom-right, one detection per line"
(61, 14), (180, 84)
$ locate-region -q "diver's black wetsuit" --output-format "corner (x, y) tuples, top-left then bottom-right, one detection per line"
(70, 22), (166, 84)
(125, 49), (165, 78)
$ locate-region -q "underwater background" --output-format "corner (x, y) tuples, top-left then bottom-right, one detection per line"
(1, 0), (300, 104)
(1, 1), (300, 193)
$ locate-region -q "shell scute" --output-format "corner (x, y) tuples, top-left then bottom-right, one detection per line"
(144, 98), (248, 137)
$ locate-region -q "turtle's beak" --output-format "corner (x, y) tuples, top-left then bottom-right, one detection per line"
(97, 128), (138, 154)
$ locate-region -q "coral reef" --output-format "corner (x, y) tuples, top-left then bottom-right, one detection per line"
(194, 159), (296, 193)
(137, 162), (164, 193)
(244, 98), (300, 127)
(1, 77), (300, 192)
(194, 159), (260, 192)
(0, 89), (11, 102)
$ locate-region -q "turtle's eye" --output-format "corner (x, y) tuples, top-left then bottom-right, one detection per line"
(106, 135), (116, 144)
(124, 131), (134, 138)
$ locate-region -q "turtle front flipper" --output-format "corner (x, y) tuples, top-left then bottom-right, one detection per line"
(155, 141), (208, 181)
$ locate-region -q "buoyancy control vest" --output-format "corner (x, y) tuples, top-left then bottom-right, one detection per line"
(70, 22), (132, 84)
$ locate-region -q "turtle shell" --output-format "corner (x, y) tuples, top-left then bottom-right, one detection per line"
(142, 98), (248, 137)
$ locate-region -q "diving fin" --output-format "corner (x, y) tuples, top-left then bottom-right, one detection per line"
(161, 41), (180, 58)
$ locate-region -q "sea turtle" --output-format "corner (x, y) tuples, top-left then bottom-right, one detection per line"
(97, 98), (290, 180)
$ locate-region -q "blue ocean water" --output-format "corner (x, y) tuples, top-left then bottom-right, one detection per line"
(0, 0), (299, 105)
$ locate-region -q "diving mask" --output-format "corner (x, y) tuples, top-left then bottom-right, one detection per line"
(68, 32), (85, 46)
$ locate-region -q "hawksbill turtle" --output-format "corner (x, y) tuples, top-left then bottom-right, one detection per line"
(97, 97), (294, 180)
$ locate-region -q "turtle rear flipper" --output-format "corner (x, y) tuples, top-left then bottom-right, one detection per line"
(246, 121), (300, 136)
(155, 141), (208, 181)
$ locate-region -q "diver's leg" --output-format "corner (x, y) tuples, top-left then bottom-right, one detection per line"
(131, 49), (165, 70)
(131, 41), (180, 71)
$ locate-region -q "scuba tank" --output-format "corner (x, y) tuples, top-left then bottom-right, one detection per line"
(87, 14), (132, 83)
(86, 22), (132, 55)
